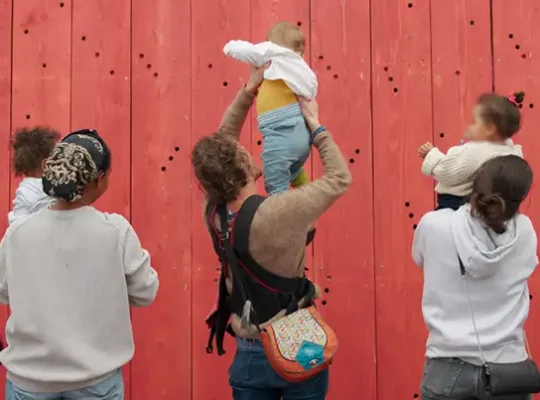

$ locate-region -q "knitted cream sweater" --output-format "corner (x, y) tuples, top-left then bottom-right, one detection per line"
(422, 139), (523, 197)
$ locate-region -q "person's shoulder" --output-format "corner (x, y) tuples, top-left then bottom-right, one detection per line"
(417, 209), (454, 232)
(100, 212), (131, 229)
(515, 213), (536, 236)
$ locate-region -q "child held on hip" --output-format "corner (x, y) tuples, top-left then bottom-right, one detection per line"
(418, 91), (525, 211)
(8, 127), (60, 225)
(224, 21), (318, 195)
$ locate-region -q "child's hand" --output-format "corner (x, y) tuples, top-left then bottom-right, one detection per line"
(418, 142), (434, 159)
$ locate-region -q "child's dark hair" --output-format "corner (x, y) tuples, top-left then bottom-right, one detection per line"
(470, 155), (532, 234)
(477, 91), (525, 138)
(11, 127), (60, 176)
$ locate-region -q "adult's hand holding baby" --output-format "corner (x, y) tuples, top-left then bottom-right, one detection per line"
(299, 97), (320, 133)
(245, 62), (271, 95)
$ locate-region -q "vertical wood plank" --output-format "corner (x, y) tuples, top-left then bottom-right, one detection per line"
(310, 0), (376, 398)
(191, 0), (250, 398)
(431, 0), (493, 150)
(130, 0), (192, 398)
(0, 0), (12, 395)
(371, 0), (434, 398)
(11, 0), (71, 195)
(71, 0), (131, 216)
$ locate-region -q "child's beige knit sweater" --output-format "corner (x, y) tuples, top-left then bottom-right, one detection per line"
(422, 140), (524, 196)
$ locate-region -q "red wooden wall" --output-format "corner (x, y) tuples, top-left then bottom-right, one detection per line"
(0, 0), (539, 399)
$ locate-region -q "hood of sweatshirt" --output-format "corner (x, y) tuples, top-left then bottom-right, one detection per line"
(451, 204), (519, 279)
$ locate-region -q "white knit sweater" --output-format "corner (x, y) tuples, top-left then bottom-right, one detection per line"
(422, 140), (524, 196)
(0, 207), (159, 392)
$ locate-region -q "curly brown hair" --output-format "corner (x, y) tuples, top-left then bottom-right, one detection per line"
(11, 126), (60, 176)
(192, 133), (255, 204)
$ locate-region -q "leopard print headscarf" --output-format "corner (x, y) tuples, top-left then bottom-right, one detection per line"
(42, 130), (106, 203)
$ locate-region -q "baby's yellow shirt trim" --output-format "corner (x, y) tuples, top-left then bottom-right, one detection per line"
(256, 79), (297, 116)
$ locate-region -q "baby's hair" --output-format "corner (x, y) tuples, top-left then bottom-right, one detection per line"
(477, 91), (525, 138)
(267, 21), (305, 55)
(11, 127), (60, 176)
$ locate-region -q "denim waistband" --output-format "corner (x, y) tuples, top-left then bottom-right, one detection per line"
(258, 103), (302, 129)
(236, 337), (263, 351)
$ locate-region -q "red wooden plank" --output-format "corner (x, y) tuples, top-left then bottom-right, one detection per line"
(130, 0), (192, 398)
(71, 0), (131, 217)
(310, 0), (375, 398)
(492, 0), (540, 378)
(191, 0), (251, 397)
(0, 0), (12, 396)
(431, 1), (493, 150)
(11, 0), (71, 195)
(371, 1), (435, 398)
(71, 1), (131, 396)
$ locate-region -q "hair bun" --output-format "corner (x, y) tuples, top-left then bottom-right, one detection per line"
(475, 193), (507, 233)
(513, 91), (525, 104)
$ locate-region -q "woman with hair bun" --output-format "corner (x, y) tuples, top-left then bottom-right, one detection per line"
(0, 129), (159, 399)
(413, 155), (536, 399)
(418, 91), (526, 210)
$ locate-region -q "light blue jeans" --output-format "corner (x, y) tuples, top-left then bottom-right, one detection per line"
(6, 369), (123, 400)
(259, 103), (311, 195)
(229, 338), (329, 399)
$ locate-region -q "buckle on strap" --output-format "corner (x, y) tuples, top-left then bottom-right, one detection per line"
(219, 231), (230, 249)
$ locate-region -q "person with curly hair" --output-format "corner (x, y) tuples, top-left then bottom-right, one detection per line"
(0, 129), (159, 399)
(192, 64), (351, 399)
(8, 127), (60, 224)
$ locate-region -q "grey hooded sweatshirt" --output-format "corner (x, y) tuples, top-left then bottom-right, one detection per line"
(413, 205), (538, 364)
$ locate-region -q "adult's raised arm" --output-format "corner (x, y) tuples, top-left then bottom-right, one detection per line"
(259, 97), (352, 232)
(217, 63), (270, 139)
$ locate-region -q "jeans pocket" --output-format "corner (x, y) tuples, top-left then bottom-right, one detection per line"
(229, 349), (253, 387)
(67, 370), (123, 400)
(421, 358), (471, 399)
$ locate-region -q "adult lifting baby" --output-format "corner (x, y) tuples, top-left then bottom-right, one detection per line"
(191, 21), (351, 400)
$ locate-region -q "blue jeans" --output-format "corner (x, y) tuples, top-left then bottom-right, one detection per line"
(6, 369), (123, 400)
(259, 103), (311, 195)
(229, 338), (329, 399)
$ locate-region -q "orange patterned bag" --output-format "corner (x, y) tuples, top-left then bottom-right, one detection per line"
(260, 306), (338, 382)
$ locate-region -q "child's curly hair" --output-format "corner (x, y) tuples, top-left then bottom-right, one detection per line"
(11, 127), (60, 176)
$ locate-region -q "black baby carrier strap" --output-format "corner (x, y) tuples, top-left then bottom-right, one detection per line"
(204, 195), (316, 356)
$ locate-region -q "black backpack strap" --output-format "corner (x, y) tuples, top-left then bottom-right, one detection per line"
(204, 201), (235, 356)
(232, 196), (307, 293)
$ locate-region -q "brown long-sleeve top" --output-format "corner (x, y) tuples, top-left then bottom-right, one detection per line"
(210, 87), (352, 337)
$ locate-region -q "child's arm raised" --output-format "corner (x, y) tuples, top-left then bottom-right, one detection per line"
(421, 143), (475, 187)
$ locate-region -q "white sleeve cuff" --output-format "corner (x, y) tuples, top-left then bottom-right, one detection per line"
(421, 148), (444, 176)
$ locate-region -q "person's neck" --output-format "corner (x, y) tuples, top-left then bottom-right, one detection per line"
(24, 170), (42, 179)
(226, 184), (257, 213)
(51, 198), (92, 211)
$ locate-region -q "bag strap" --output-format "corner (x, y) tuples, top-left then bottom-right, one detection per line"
(215, 201), (316, 332)
(458, 256), (533, 363)
(216, 202), (264, 332)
